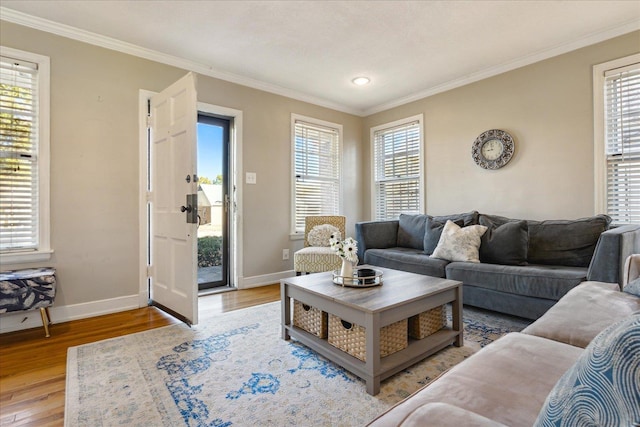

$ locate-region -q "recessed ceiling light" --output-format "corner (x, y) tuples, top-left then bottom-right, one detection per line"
(352, 76), (370, 86)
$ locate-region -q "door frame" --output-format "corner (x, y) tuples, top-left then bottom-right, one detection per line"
(138, 90), (244, 307)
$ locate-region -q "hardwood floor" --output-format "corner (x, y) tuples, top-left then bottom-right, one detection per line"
(0, 284), (281, 427)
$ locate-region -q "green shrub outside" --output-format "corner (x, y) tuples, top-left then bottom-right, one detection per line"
(198, 236), (222, 267)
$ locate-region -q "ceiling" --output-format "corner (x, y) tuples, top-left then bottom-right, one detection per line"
(1, 1), (639, 116)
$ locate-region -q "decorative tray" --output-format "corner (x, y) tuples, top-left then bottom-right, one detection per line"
(332, 268), (383, 287)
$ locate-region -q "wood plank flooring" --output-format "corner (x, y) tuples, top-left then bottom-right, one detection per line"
(0, 284), (281, 427)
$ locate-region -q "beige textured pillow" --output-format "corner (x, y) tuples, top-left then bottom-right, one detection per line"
(307, 224), (340, 247)
(431, 220), (487, 263)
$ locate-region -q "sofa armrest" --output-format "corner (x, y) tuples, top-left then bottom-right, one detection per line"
(587, 224), (640, 287)
(355, 220), (399, 264)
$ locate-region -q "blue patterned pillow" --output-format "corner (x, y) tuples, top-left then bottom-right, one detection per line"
(534, 314), (640, 427)
(624, 277), (640, 297)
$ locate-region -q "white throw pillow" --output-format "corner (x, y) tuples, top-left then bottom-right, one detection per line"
(431, 220), (487, 263)
(307, 224), (341, 247)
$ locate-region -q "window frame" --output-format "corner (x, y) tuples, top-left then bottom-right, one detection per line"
(370, 114), (425, 221)
(290, 114), (343, 237)
(594, 53), (640, 224)
(0, 46), (52, 263)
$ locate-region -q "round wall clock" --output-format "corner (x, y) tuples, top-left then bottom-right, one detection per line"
(471, 129), (515, 170)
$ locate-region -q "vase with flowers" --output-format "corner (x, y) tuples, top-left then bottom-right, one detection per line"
(329, 236), (359, 278)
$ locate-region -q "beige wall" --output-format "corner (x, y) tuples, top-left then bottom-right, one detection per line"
(0, 21), (363, 311)
(363, 31), (640, 221)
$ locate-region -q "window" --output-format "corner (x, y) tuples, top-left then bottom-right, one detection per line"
(594, 54), (640, 224)
(0, 47), (51, 262)
(291, 114), (341, 234)
(371, 115), (424, 220)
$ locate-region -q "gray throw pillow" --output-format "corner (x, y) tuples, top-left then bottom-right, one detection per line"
(527, 215), (611, 267)
(479, 217), (528, 265)
(424, 217), (464, 255)
(432, 211), (480, 227)
(397, 214), (427, 250)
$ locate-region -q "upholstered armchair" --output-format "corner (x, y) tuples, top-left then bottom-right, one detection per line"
(294, 216), (346, 275)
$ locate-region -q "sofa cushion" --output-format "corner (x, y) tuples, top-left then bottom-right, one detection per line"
(431, 210), (480, 227)
(463, 285), (556, 320)
(423, 217), (463, 255)
(527, 215), (611, 267)
(534, 314), (640, 427)
(479, 216), (528, 266)
(367, 333), (583, 427)
(523, 281), (640, 348)
(624, 276), (640, 297)
(364, 247), (449, 278)
(432, 221), (487, 263)
(396, 402), (509, 427)
(397, 214), (427, 250)
(446, 262), (586, 301)
(394, 212), (480, 252)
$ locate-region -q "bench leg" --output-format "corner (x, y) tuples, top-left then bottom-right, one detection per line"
(40, 307), (52, 338)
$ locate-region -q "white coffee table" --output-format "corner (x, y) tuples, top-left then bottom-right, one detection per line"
(281, 266), (463, 395)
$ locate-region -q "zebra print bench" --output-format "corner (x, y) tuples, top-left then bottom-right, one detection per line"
(0, 268), (56, 337)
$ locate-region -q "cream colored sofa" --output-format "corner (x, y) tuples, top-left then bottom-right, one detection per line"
(367, 258), (640, 426)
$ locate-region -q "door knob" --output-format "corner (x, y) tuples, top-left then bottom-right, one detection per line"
(181, 205), (193, 213)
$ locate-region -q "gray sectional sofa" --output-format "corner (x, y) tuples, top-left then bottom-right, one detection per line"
(356, 211), (640, 319)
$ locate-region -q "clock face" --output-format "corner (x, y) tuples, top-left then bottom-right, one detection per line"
(481, 139), (504, 161)
(471, 130), (515, 170)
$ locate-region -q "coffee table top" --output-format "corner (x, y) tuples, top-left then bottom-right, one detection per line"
(281, 265), (461, 313)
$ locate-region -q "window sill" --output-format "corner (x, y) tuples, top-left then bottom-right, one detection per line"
(0, 249), (54, 266)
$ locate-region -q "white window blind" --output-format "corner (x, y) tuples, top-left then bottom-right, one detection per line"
(605, 63), (640, 224)
(373, 118), (422, 220)
(0, 56), (39, 251)
(293, 118), (341, 233)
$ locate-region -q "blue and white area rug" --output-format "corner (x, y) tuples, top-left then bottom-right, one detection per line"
(65, 302), (530, 426)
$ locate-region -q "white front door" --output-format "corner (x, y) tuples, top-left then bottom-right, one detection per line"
(149, 73), (198, 325)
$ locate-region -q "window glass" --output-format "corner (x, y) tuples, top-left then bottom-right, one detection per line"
(372, 116), (423, 220)
(292, 115), (341, 234)
(0, 48), (50, 261)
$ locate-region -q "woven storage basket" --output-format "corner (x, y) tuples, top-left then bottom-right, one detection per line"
(408, 305), (446, 339)
(293, 300), (328, 338)
(327, 314), (407, 361)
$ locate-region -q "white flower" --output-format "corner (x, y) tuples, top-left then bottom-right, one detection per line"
(330, 236), (359, 264)
(342, 238), (358, 263)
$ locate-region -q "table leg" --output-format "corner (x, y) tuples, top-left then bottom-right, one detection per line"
(452, 285), (463, 347)
(366, 376), (381, 396)
(281, 282), (290, 340)
(364, 312), (381, 395)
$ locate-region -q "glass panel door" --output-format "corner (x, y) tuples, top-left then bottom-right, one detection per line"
(197, 114), (230, 290)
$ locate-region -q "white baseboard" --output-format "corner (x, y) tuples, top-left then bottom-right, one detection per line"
(238, 270), (295, 289)
(0, 272), (296, 334)
(0, 294), (140, 334)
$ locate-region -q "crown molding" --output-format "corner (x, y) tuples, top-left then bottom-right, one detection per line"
(0, 7), (363, 116)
